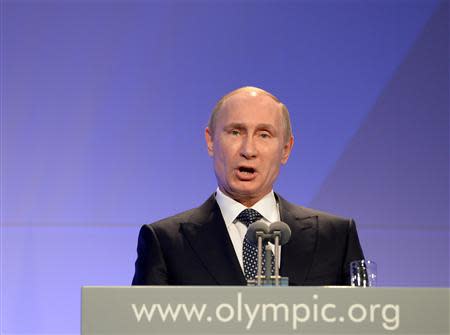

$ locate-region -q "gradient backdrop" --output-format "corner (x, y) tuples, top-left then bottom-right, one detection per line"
(2, 0), (449, 334)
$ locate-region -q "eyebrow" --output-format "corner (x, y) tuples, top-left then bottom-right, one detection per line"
(223, 123), (246, 130)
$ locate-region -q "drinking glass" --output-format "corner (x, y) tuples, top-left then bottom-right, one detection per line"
(350, 260), (377, 287)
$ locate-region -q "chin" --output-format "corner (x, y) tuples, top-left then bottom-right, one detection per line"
(232, 185), (262, 197)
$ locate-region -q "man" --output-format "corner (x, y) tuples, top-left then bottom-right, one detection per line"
(132, 86), (364, 286)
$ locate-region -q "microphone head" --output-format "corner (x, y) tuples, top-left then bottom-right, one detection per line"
(245, 220), (269, 245)
(268, 221), (291, 245)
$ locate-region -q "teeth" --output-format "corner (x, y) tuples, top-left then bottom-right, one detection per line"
(240, 169), (253, 174)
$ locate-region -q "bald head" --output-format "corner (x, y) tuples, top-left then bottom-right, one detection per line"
(208, 86), (293, 143)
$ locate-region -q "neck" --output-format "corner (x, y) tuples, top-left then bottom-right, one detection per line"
(218, 187), (271, 207)
(237, 198), (259, 207)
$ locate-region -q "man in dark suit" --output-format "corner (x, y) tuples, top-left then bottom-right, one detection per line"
(132, 86), (364, 286)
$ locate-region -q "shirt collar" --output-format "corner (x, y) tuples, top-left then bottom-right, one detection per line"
(215, 188), (278, 227)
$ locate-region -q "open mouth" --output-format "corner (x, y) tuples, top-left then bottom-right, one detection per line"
(239, 166), (255, 174)
(236, 166), (257, 181)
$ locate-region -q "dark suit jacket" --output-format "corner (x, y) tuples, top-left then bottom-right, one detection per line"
(132, 194), (364, 286)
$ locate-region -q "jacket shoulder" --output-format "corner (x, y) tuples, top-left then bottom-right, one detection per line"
(142, 194), (216, 233)
(298, 205), (350, 223)
(277, 194), (353, 225)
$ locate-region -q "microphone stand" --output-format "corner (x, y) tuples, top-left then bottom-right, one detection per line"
(256, 231), (264, 286)
(273, 231), (281, 286)
(264, 244), (272, 281)
(247, 221), (291, 287)
(256, 231), (282, 287)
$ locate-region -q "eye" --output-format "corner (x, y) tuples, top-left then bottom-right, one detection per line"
(231, 129), (240, 136)
(259, 132), (271, 139)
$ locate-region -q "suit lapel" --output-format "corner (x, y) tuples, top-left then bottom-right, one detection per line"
(278, 195), (318, 285)
(180, 195), (246, 285)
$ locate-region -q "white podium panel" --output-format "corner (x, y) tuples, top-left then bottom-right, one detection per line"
(82, 286), (449, 335)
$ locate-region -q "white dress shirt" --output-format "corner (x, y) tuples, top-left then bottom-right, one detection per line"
(215, 188), (281, 272)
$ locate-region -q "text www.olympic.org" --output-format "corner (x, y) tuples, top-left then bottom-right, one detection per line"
(131, 292), (400, 331)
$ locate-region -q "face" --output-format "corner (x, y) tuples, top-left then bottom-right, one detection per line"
(205, 91), (294, 207)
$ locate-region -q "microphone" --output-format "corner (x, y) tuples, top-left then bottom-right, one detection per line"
(245, 221), (270, 285)
(245, 220), (269, 244)
(269, 221), (291, 286)
(245, 221), (292, 286)
(268, 221), (291, 245)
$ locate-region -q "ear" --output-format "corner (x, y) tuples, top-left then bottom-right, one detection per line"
(205, 127), (214, 157)
(281, 136), (294, 164)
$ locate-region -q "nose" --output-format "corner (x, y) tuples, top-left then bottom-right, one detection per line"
(240, 136), (257, 159)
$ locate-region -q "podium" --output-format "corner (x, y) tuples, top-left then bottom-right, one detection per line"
(82, 286), (449, 334)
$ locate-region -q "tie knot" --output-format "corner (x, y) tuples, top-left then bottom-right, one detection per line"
(236, 208), (263, 227)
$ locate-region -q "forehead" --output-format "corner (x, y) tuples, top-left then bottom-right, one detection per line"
(216, 92), (283, 126)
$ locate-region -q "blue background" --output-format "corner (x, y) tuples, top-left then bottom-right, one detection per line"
(2, 0), (448, 333)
